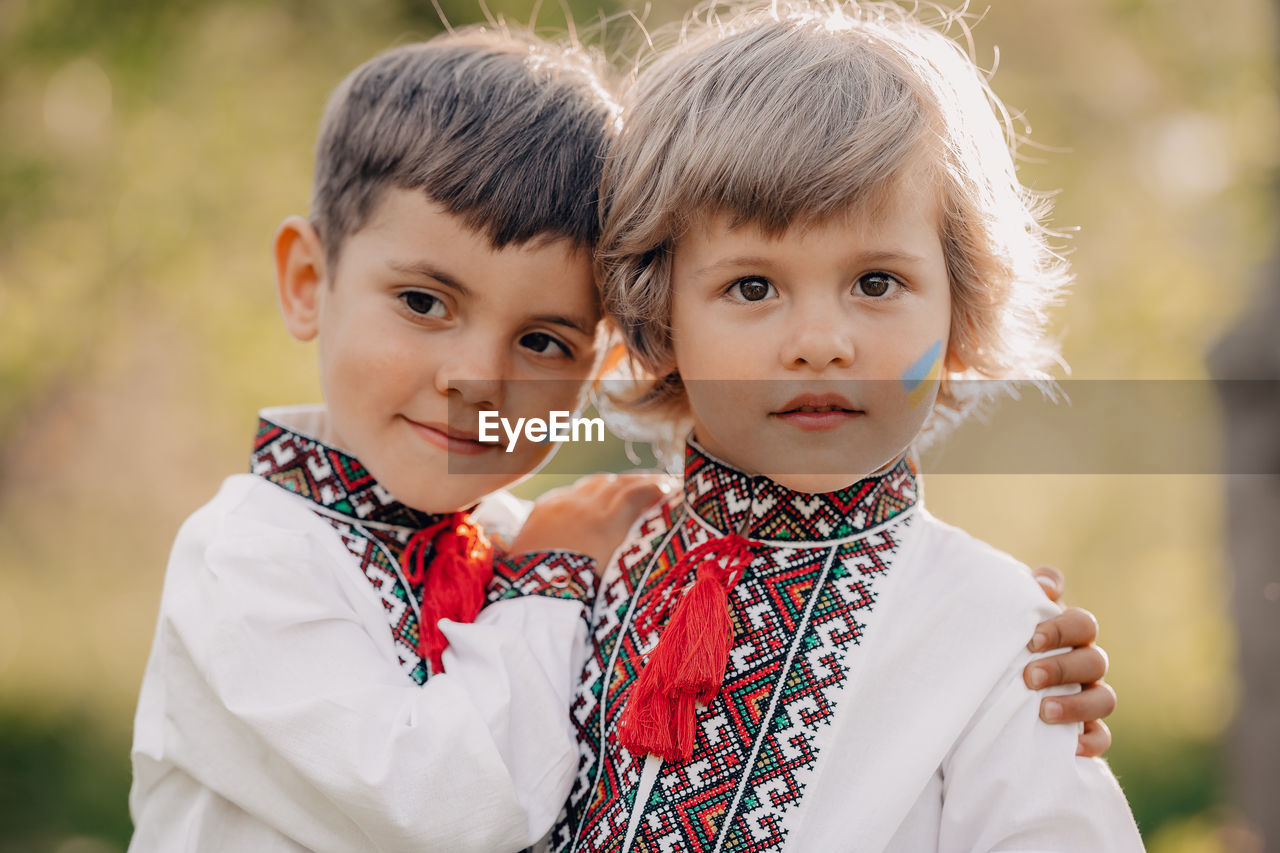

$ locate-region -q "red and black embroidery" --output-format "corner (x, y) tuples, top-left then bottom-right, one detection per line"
(252, 413), (598, 686)
(253, 417), (440, 530)
(489, 551), (599, 612)
(252, 415), (444, 684)
(552, 441), (920, 853)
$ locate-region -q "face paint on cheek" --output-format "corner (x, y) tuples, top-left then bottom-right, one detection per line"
(901, 339), (943, 409)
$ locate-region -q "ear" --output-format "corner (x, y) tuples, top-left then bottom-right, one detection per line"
(273, 215), (327, 342)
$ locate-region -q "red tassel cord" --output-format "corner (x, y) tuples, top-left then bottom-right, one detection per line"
(619, 534), (755, 762)
(402, 512), (494, 673)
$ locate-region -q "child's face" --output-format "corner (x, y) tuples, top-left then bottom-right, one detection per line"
(669, 170), (951, 493)
(281, 188), (601, 513)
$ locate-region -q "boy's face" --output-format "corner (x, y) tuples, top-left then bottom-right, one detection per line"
(669, 169), (951, 493)
(279, 188), (601, 513)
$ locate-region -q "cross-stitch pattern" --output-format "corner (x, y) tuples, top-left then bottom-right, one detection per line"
(552, 442), (920, 853)
(489, 551), (599, 613)
(252, 415), (443, 683)
(252, 414), (599, 686)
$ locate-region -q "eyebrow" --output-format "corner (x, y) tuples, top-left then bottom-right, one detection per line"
(692, 249), (928, 278)
(691, 256), (773, 277)
(857, 249), (929, 266)
(530, 313), (598, 337)
(388, 259), (596, 338)
(387, 259), (470, 295)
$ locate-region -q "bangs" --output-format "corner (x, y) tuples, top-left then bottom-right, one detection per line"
(599, 0), (1070, 439)
(313, 31), (618, 265)
(626, 22), (935, 237)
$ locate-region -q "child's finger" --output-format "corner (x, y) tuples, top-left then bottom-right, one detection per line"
(609, 473), (674, 497)
(1030, 565), (1065, 602)
(1024, 645), (1108, 690)
(1028, 606), (1099, 651)
(577, 472), (619, 494)
(1076, 720), (1113, 758)
(1040, 681), (1117, 725)
(613, 478), (671, 516)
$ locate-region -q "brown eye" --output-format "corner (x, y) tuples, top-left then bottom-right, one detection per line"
(400, 291), (445, 317)
(733, 277), (775, 302)
(856, 273), (897, 298)
(520, 331), (571, 358)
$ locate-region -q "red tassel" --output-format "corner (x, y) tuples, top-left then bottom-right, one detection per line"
(402, 512), (493, 672)
(620, 534), (753, 762)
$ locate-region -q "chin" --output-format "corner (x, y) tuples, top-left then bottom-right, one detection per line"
(375, 458), (510, 515)
(397, 478), (505, 515)
(753, 443), (904, 494)
(766, 471), (869, 495)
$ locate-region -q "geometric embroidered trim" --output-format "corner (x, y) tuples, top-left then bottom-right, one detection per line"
(682, 440), (918, 543)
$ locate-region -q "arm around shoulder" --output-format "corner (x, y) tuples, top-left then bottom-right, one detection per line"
(937, 642), (1144, 852)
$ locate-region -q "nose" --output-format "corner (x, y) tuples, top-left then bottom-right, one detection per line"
(434, 331), (507, 409)
(778, 299), (855, 371)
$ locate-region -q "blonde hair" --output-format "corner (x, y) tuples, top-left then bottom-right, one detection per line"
(598, 0), (1068, 434)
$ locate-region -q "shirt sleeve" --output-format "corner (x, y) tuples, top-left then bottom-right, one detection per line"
(936, 648), (1145, 852)
(151, 506), (592, 853)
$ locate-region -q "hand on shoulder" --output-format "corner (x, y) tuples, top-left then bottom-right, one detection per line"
(1026, 565), (1117, 757)
(508, 473), (675, 573)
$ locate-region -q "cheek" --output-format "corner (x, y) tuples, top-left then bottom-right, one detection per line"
(322, 314), (425, 405)
(670, 299), (757, 381)
(898, 337), (945, 392)
(507, 375), (592, 419)
(681, 377), (757, 458)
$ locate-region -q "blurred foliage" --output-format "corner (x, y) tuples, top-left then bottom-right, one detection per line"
(0, 709), (133, 853)
(0, 0), (1276, 850)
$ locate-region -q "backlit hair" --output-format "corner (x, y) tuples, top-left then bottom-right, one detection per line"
(599, 0), (1069, 432)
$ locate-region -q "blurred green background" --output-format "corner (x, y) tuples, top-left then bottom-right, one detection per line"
(1, 0), (1277, 850)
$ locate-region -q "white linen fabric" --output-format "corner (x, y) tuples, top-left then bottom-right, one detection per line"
(129, 407), (594, 853)
(537, 439), (1144, 853)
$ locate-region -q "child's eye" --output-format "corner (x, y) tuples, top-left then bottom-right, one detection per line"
(854, 272), (900, 298)
(730, 276), (776, 302)
(520, 331), (572, 359)
(400, 291), (446, 317)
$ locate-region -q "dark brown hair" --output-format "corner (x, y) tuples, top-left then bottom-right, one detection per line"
(311, 28), (619, 266)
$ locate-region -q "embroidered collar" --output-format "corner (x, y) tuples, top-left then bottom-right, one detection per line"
(251, 405), (443, 530)
(682, 437), (919, 543)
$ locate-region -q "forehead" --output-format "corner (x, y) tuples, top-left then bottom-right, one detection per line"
(347, 188), (600, 320)
(681, 163), (943, 256)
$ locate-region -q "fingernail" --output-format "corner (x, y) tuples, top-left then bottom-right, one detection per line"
(1031, 632), (1049, 651)
(1042, 700), (1063, 722)
(1037, 576), (1060, 595)
(1029, 667), (1048, 689)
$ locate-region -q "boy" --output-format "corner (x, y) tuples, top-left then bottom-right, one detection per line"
(522, 2), (1144, 850)
(128, 29), (664, 852)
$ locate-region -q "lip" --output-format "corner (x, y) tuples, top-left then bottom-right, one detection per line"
(405, 418), (495, 456)
(771, 393), (864, 432)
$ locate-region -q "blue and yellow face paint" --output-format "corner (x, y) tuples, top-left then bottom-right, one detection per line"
(900, 339), (943, 408)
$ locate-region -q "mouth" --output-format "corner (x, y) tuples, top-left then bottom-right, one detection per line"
(404, 418), (495, 456)
(771, 394), (864, 431)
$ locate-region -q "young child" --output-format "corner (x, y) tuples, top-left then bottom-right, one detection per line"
(533, 3), (1145, 850)
(128, 29), (665, 852)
